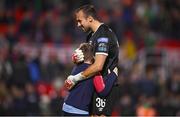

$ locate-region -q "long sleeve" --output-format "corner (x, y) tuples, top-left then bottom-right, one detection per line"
(93, 72), (117, 97)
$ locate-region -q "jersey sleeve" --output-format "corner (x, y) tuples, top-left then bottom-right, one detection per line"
(95, 37), (109, 56)
(99, 72), (117, 97)
(93, 72), (117, 97)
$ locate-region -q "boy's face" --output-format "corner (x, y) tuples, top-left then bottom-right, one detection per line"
(75, 10), (91, 32)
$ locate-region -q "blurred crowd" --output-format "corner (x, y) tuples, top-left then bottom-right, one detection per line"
(0, 0), (180, 116)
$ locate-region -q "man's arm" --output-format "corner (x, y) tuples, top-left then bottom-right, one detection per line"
(82, 54), (107, 78)
(65, 54), (107, 89)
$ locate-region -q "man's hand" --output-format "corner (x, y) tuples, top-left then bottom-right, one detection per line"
(72, 49), (84, 64)
(64, 79), (75, 90)
(93, 73), (105, 93)
(64, 72), (85, 90)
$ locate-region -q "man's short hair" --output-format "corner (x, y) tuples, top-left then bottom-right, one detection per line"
(79, 43), (94, 63)
(75, 4), (98, 20)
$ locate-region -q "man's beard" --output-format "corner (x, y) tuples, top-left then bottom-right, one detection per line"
(82, 27), (91, 33)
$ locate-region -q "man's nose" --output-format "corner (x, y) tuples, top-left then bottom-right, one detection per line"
(77, 22), (81, 27)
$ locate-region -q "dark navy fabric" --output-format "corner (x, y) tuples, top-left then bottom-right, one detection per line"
(65, 63), (94, 112)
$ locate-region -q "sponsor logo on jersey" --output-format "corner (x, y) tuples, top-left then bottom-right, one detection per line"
(98, 43), (107, 51)
(97, 37), (108, 43)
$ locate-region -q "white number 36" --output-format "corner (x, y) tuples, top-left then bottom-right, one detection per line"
(96, 98), (106, 108)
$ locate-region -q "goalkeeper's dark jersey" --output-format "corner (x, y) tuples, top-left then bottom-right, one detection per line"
(86, 24), (120, 116)
(86, 24), (119, 77)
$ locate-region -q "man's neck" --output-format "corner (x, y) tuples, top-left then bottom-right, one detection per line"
(91, 20), (103, 33)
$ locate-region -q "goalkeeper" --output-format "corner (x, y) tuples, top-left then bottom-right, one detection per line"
(65, 5), (120, 116)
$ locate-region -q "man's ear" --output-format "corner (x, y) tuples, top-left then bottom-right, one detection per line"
(87, 16), (93, 22)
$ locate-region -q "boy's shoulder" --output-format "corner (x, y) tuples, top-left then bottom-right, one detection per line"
(71, 63), (90, 75)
